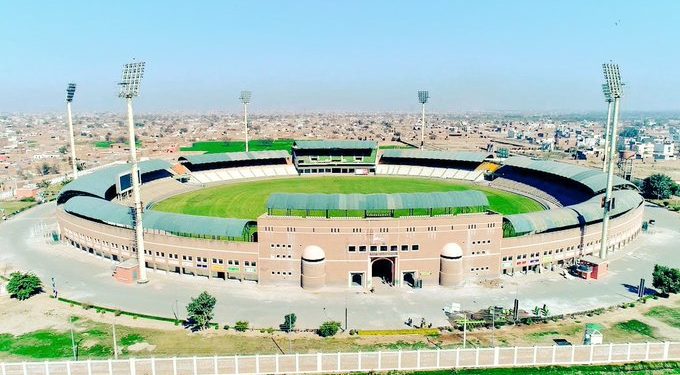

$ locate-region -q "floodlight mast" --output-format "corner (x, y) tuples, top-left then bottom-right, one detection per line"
(65, 83), (78, 179)
(418, 91), (429, 150)
(118, 61), (148, 283)
(599, 63), (624, 260)
(601, 84), (614, 172)
(240, 90), (251, 152)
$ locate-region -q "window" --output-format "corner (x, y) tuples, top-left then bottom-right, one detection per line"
(359, 245), (367, 252)
(370, 246), (378, 252)
(390, 245), (398, 252)
(380, 245), (388, 252)
(348, 246), (356, 252)
(401, 245), (409, 251)
(412, 244), (419, 251)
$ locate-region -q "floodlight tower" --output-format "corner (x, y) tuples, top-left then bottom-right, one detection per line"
(118, 60), (149, 283)
(239, 90), (252, 152)
(599, 63), (624, 260)
(601, 83), (614, 172)
(417, 90), (429, 150)
(65, 83), (79, 179)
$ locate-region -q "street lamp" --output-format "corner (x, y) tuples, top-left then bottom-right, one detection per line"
(65, 83), (78, 179)
(239, 90), (252, 152)
(417, 90), (429, 150)
(118, 60), (149, 283)
(599, 63), (624, 260)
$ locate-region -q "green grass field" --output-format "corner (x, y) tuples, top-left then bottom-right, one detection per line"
(0, 201), (37, 216)
(152, 176), (544, 219)
(180, 139), (294, 154)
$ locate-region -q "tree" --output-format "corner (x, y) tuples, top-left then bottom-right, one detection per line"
(652, 264), (680, 296)
(36, 180), (51, 189)
(6, 272), (43, 300)
(186, 291), (216, 330)
(318, 321), (341, 337)
(58, 145), (68, 155)
(234, 321), (249, 332)
(282, 313), (297, 332)
(619, 127), (639, 138)
(642, 174), (678, 200)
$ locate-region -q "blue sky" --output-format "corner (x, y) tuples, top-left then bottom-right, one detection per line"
(1, 1), (678, 113)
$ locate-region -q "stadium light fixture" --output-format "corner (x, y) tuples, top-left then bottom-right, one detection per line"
(240, 90), (252, 152)
(599, 62), (624, 260)
(601, 83), (613, 172)
(118, 60), (149, 283)
(65, 83), (79, 179)
(417, 90), (429, 150)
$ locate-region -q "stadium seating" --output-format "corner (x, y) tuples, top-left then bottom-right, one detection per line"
(186, 163), (299, 185)
(489, 177), (562, 207)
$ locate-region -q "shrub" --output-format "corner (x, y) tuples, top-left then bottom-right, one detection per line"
(223, 324), (230, 331)
(234, 321), (249, 332)
(318, 321), (342, 337)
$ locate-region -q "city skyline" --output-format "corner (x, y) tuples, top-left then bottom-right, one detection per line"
(1, 1), (679, 113)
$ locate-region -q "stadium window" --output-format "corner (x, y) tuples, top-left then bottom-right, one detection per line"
(359, 245), (367, 252)
(370, 246), (378, 252)
(380, 245), (388, 252)
(390, 245), (398, 252)
(412, 244), (419, 251)
(401, 245), (409, 251)
(348, 246), (356, 252)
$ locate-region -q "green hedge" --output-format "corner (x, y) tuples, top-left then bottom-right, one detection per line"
(57, 297), (182, 324)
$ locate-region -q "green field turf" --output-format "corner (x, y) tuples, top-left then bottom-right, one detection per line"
(180, 139), (294, 154)
(152, 176), (544, 219)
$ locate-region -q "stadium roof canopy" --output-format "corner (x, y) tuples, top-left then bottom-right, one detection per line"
(58, 160), (172, 203)
(504, 190), (643, 235)
(266, 190), (489, 211)
(502, 156), (636, 193)
(381, 149), (492, 163)
(64, 196), (253, 239)
(293, 140), (377, 150)
(178, 151), (289, 165)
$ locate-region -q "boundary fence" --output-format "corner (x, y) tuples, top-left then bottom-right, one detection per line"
(1, 341), (679, 375)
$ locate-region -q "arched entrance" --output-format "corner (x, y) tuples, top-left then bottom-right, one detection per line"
(371, 258), (394, 285)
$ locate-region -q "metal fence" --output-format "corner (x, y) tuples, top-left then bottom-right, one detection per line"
(1, 341), (678, 375)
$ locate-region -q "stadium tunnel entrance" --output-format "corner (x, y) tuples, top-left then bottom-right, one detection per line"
(371, 257), (394, 286)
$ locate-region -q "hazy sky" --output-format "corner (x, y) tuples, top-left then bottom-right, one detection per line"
(1, 1), (679, 113)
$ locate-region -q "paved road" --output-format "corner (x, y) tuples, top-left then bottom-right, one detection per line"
(2, 342), (679, 374)
(1, 202), (679, 330)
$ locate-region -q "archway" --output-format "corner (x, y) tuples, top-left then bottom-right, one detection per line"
(371, 258), (394, 285)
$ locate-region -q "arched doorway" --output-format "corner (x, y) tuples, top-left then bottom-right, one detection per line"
(371, 258), (394, 285)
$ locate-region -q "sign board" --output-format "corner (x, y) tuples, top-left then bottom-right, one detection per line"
(227, 266), (240, 273)
(116, 169), (141, 194)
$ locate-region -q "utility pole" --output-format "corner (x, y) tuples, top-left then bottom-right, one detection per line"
(599, 63), (624, 260)
(70, 315), (77, 360)
(118, 60), (149, 283)
(463, 312), (467, 349)
(240, 91), (251, 152)
(112, 319), (118, 359)
(601, 84), (613, 172)
(65, 83), (79, 179)
(417, 91), (429, 150)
